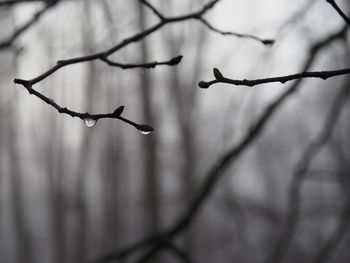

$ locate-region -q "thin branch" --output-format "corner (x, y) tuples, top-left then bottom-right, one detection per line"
(13, 0), (222, 130)
(263, 78), (350, 263)
(100, 55), (183, 69)
(198, 17), (275, 45)
(0, 3), (54, 50)
(139, 0), (165, 21)
(12, 79), (154, 133)
(199, 67), (350, 88)
(327, 0), (350, 27)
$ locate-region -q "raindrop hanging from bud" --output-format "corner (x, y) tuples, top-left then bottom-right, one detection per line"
(83, 118), (97, 128)
(137, 124), (154, 135)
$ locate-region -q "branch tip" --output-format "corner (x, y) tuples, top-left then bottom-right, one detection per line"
(213, 68), (224, 80)
(198, 81), (210, 89)
(113, 105), (125, 116)
(262, 39), (275, 45)
(168, 55), (183, 65)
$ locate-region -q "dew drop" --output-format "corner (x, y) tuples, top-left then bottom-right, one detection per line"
(139, 130), (152, 135)
(83, 118), (97, 128)
(137, 124), (154, 135)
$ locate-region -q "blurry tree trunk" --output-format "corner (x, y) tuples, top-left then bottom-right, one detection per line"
(136, 2), (160, 236)
(2, 8), (35, 263)
(42, 31), (66, 263)
(46, 119), (66, 263)
(98, 0), (124, 251)
(72, 1), (96, 261)
(102, 128), (123, 250)
(9, 95), (34, 263)
(162, 1), (208, 257)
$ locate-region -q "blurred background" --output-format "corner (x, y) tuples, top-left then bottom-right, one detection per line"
(1, 0), (350, 262)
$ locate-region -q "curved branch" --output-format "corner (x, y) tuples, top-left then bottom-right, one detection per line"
(198, 17), (275, 45)
(263, 77), (350, 263)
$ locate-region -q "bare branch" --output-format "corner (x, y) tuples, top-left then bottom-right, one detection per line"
(327, 0), (350, 26)
(100, 55), (183, 69)
(198, 17), (275, 45)
(198, 67), (350, 88)
(139, 0), (165, 21)
(12, 0), (223, 130)
(12, 79), (154, 133)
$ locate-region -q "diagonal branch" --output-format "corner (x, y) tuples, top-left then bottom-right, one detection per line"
(132, 25), (349, 263)
(263, 77), (350, 263)
(86, 25), (348, 263)
(0, 3), (55, 51)
(139, 0), (165, 21)
(327, 0), (350, 26)
(12, 0), (223, 130)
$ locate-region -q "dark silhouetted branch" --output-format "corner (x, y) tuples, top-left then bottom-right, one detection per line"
(100, 55), (183, 69)
(199, 67), (350, 88)
(13, 0), (223, 130)
(264, 70), (350, 263)
(327, 0), (350, 26)
(198, 17), (275, 45)
(12, 79), (153, 132)
(12, 0), (275, 130)
(139, 0), (165, 21)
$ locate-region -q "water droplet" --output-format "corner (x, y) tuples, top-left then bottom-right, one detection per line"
(83, 118), (97, 128)
(139, 130), (152, 135)
(137, 124), (154, 135)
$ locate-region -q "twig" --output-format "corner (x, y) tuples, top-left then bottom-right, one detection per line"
(198, 17), (275, 45)
(13, 0), (222, 130)
(12, 79), (154, 133)
(100, 55), (183, 69)
(199, 67), (350, 88)
(327, 0), (350, 26)
(139, 0), (164, 21)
